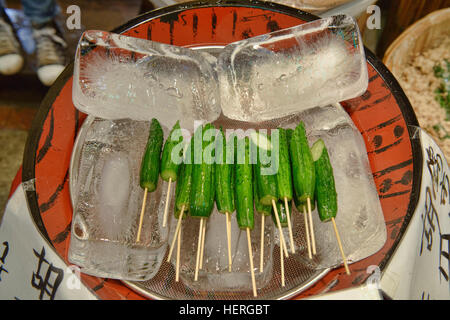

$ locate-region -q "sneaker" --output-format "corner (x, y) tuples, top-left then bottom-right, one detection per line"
(0, 11), (24, 75)
(32, 20), (67, 86)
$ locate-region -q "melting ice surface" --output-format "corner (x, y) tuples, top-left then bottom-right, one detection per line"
(72, 30), (221, 131)
(68, 119), (171, 281)
(218, 14), (368, 122)
(73, 15), (367, 127)
(97, 152), (131, 239)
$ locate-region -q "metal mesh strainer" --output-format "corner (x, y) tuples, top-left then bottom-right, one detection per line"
(124, 205), (330, 300)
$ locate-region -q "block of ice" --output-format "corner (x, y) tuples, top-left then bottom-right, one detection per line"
(217, 14), (368, 122)
(68, 118), (171, 281)
(73, 30), (221, 130)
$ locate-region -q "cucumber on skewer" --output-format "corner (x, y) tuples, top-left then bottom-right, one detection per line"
(140, 118), (164, 191)
(234, 137), (257, 297)
(160, 121), (183, 182)
(215, 127), (235, 272)
(276, 128), (293, 201)
(289, 122), (316, 255)
(311, 139), (337, 222)
(254, 135), (278, 206)
(290, 122), (315, 203)
(276, 128), (295, 253)
(161, 121), (184, 227)
(190, 123), (216, 281)
(174, 161), (193, 218)
(190, 123), (216, 218)
(215, 127), (235, 214)
(235, 137), (254, 230)
(312, 138), (350, 275)
(253, 169), (272, 217)
(137, 118), (164, 243)
(254, 132), (288, 259)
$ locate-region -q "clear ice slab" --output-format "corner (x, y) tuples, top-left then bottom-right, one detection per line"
(72, 30), (221, 130)
(68, 118), (172, 281)
(218, 14), (368, 122)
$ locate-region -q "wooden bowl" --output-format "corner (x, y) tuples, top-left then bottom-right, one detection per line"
(383, 8), (450, 76)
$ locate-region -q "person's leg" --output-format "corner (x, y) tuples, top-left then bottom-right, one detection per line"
(21, 0), (59, 26)
(22, 0), (66, 86)
(0, 3), (24, 75)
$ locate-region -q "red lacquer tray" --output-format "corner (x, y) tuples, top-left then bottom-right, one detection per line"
(22, 0), (422, 299)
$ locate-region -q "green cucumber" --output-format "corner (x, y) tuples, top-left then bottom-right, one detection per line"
(276, 128), (293, 201)
(160, 121), (183, 182)
(272, 200), (291, 228)
(253, 165), (272, 216)
(235, 137), (254, 230)
(286, 128), (294, 145)
(312, 139), (337, 222)
(290, 122), (315, 203)
(189, 123), (216, 218)
(254, 132), (278, 206)
(215, 127), (235, 214)
(174, 162), (193, 218)
(293, 188), (316, 212)
(139, 118), (163, 192)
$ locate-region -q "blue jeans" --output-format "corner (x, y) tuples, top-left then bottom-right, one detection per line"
(1, 0), (58, 25)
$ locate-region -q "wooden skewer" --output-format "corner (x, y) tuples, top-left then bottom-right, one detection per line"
(199, 218), (207, 269)
(280, 228), (285, 287)
(194, 218), (204, 281)
(331, 217), (350, 275)
(272, 200), (289, 258)
(167, 206), (185, 262)
(303, 207), (312, 260)
(246, 228), (257, 297)
(259, 214), (265, 273)
(284, 197), (295, 254)
(136, 187), (148, 243)
(226, 212), (232, 272)
(307, 197), (316, 255)
(175, 222), (181, 282)
(162, 178), (172, 228)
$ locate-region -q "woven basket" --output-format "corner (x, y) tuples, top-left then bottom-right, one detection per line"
(383, 8), (450, 75)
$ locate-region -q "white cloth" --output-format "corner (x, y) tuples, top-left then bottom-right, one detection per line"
(380, 129), (450, 300)
(0, 185), (96, 300)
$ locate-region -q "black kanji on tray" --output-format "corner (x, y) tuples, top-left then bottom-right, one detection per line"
(0, 241), (9, 281)
(31, 247), (64, 300)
